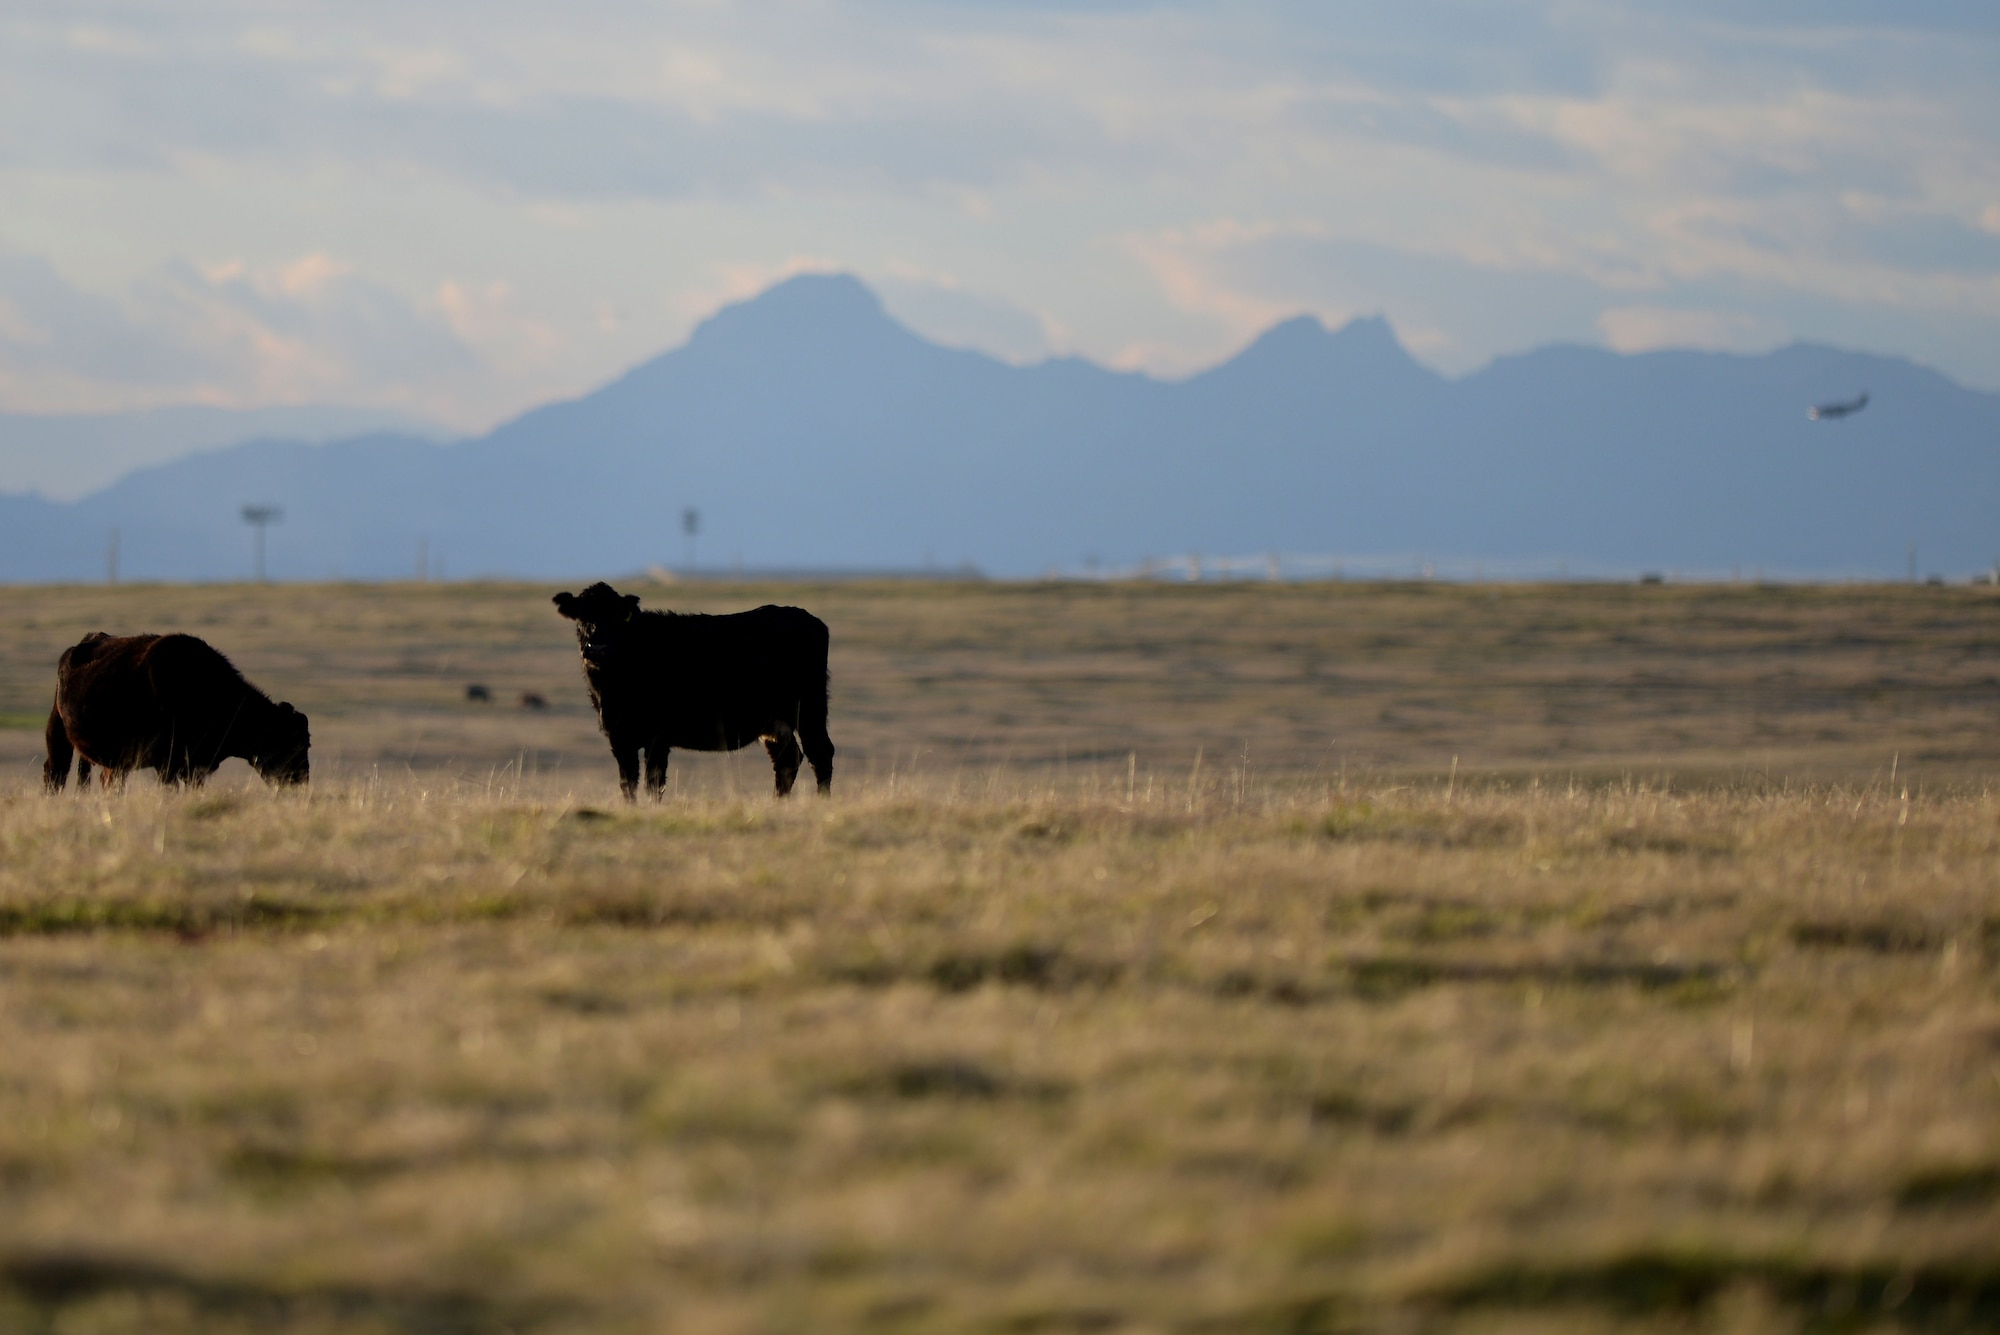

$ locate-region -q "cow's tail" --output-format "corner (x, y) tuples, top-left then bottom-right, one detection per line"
(42, 700), (73, 793)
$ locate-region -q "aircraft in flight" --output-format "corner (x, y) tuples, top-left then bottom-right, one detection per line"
(1808, 392), (1869, 421)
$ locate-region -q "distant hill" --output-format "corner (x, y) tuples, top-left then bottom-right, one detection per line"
(0, 404), (449, 502)
(3, 274), (1997, 582)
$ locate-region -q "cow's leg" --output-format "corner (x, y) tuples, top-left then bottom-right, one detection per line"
(799, 705), (835, 795)
(42, 704), (73, 793)
(75, 756), (92, 789)
(763, 727), (802, 797)
(610, 739), (642, 802)
(643, 745), (669, 799)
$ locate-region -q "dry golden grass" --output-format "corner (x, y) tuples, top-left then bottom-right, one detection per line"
(8, 575), (2000, 787)
(2, 579), (1999, 1333)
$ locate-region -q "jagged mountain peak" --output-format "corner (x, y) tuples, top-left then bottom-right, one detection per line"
(1189, 310), (1437, 392)
(575, 272), (922, 412)
(686, 272), (894, 349)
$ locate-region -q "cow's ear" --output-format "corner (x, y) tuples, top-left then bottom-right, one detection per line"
(277, 702), (296, 717)
(553, 591), (578, 618)
(623, 594), (640, 622)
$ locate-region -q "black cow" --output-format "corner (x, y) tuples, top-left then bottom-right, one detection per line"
(553, 582), (834, 800)
(43, 632), (310, 791)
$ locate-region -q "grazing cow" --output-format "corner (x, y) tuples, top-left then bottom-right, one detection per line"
(42, 632), (310, 792)
(519, 691), (548, 711)
(465, 683), (492, 703)
(553, 582), (834, 800)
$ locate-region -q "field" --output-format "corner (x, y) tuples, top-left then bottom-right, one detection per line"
(2, 578), (1999, 1333)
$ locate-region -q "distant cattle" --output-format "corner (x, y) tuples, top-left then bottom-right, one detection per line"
(519, 691), (548, 711)
(465, 683), (492, 703)
(43, 632), (310, 791)
(553, 581), (834, 800)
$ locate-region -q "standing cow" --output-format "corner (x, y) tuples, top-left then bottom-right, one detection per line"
(43, 632), (310, 791)
(553, 582), (834, 800)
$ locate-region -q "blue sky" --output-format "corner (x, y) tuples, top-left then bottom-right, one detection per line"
(1, 0), (1995, 428)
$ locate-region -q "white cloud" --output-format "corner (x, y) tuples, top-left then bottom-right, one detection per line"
(1595, 305), (1782, 355)
(0, 0), (1996, 425)
(0, 247), (512, 423)
(1122, 221), (1309, 363)
(871, 271), (1055, 363)
(432, 278), (560, 375)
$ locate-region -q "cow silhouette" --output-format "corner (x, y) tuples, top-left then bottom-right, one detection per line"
(43, 632), (310, 791)
(553, 582), (834, 800)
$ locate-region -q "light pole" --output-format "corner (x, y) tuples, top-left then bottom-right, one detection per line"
(682, 507), (700, 571)
(242, 505), (282, 582)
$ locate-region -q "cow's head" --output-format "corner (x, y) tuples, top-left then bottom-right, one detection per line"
(251, 701), (310, 786)
(554, 582), (644, 663)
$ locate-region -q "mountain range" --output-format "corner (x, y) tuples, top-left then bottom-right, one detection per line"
(0, 403), (444, 504)
(2, 273), (1997, 582)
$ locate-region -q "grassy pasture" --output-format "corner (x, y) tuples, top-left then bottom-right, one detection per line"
(1, 578), (1999, 1333)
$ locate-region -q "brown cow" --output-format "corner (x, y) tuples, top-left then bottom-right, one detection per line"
(43, 632), (310, 791)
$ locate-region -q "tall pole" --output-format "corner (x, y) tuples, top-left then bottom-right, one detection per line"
(242, 506), (282, 583)
(106, 528), (118, 585)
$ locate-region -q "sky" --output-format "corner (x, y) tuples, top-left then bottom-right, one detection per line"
(1, 0), (1996, 432)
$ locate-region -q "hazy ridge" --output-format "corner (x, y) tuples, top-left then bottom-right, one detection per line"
(3, 274), (1996, 582)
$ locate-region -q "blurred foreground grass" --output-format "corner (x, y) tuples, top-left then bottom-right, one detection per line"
(5, 776), (1999, 1333)
(2, 580), (1999, 1331)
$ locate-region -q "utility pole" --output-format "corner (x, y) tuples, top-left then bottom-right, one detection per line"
(242, 505), (282, 583)
(682, 507), (700, 571)
(106, 528), (118, 585)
